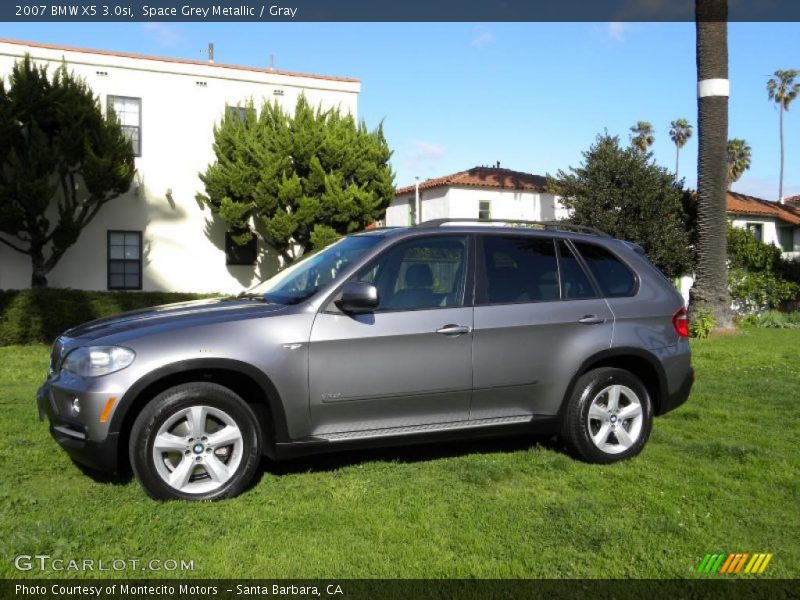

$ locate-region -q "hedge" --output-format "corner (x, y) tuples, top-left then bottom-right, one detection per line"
(0, 288), (222, 346)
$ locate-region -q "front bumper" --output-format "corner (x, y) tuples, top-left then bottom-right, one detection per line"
(37, 381), (120, 473)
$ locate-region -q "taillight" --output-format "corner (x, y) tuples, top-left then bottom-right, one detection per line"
(673, 306), (689, 338)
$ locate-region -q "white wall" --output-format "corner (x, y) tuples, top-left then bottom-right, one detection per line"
(730, 216), (800, 260)
(385, 186), (564, 227)
(0, 41), (360, 292)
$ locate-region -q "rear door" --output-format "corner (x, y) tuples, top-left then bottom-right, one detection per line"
(471, 235), (614, 419)
(308, 234), (474, 434)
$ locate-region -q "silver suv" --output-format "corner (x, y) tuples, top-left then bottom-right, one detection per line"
(37, 220), (693, 500)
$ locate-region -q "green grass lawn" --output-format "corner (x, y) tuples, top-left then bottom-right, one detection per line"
(1, 329), (798, 579)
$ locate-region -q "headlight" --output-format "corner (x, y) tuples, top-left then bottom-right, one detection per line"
(61, 346), (135, 377)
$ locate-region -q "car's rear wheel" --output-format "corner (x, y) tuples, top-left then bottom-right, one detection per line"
(561, 367), (652, 464)
(130, 382), (262, 500)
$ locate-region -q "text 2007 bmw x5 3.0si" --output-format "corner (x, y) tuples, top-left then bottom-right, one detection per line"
(37, 219), (693, 500)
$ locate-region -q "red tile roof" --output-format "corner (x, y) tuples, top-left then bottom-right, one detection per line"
(0, 38), (359, 83)
(727, 191), (800, 226)
(785, 195), (800, 208)
(396, 167), (547, 195)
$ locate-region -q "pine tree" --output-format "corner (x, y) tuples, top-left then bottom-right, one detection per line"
(198, 97), (394, 264)
(548, 133), (693, 279)
(0, 55), (135, 287)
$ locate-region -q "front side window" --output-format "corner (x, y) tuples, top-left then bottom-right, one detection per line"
(573, 242), (636, 297)
(353, 236), (467, 311)
(250, 235), (382, 304)
(107, 96), (142, 156)
(108, 231), (142, 290)
(479, 236), (559, 304)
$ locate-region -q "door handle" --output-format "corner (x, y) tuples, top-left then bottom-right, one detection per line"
(578, 315), (606, 325)
(436, 324), (471, 336)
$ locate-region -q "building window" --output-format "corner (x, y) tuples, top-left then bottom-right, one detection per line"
(107, 96), (142, 156)
(108, 231), (142, 290)
(745, 223), (764, 242)
(479, 200), (491, 220)
(408, 197), (416, 226)
(228, 106), (248, 121)
(778, 227), (794, 252)
(225, 231), (258, 265)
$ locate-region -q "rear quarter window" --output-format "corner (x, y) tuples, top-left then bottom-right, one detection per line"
(573, 242), (637, 297)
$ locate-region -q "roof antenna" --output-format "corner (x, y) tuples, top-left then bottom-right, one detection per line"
(207, 42), (214, 64)
(269, 54), (275, 70)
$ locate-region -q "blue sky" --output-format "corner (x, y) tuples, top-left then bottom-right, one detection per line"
(4, 21), (799, 199)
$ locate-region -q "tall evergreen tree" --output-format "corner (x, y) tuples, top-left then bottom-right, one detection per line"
(726, 138), (752, 189)
(691, 0), (732, 329)
(629, 121), (655, 154)
(548, 133), (693, 279)
(0, 55), (135, 287)
(669, 118), (693, 177)
(766, 69), (799, 202)
(198, 96), (394, 264)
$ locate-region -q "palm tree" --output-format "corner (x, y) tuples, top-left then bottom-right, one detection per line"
(726, 138), (752, 189)
(630, 121), (655, 154)
(690, 0), (731, 329)
(766, 69), (800, 202)
(669, 118), (693, 177)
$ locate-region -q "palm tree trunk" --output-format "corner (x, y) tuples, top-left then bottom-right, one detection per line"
(690, 0), (732, 329)
(676, 148), (680, 177)
(779, 102), (784, 202)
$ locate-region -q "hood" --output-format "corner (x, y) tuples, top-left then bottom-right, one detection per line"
(64, 297), (287, 341)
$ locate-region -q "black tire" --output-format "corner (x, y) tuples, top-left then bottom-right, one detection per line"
(561, 367), (653, 464)
(129, 382), (262, 500)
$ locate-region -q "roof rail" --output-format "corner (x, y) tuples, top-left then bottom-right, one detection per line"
(413, 218), (611, 237)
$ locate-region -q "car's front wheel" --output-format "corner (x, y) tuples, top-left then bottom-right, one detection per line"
(561, 367), (653, 464)
(130, 382), (262, 500)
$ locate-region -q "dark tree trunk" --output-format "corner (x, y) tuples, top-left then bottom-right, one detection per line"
(690, 0), (732, 329)
(30, 245), (49, 288)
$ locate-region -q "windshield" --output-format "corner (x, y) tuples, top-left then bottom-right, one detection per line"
(247, 235), (383, 305)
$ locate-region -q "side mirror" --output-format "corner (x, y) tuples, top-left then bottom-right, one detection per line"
(335, 281), (379, 314)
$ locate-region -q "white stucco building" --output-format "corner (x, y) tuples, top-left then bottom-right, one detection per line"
(386, 166), (567, 227)
(726, 191), (800, 260)
(0, 38), (360, 293)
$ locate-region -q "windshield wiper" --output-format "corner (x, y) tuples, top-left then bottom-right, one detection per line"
(236, 292), (267, 302)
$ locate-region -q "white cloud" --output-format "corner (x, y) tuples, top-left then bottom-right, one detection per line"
(404, 140), (447, 177)
(607, 22), (628, 42)
(142, 23), (181, 47)
(470, 30), (495, 48)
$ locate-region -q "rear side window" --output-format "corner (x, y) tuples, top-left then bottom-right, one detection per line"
(558, 241), (595, 299)
(480, 236), (559, 304)
(573, 242), (637, 297)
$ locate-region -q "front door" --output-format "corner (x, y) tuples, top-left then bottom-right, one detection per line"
(309, 234), (473, 435)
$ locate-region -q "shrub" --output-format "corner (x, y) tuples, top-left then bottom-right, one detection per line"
(740, 310), (800, 329)
(0, 288), (221, 346)
(690, 308), (716, 338)
(726, 225), (800, 313)
(728, 268), (800, 313)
